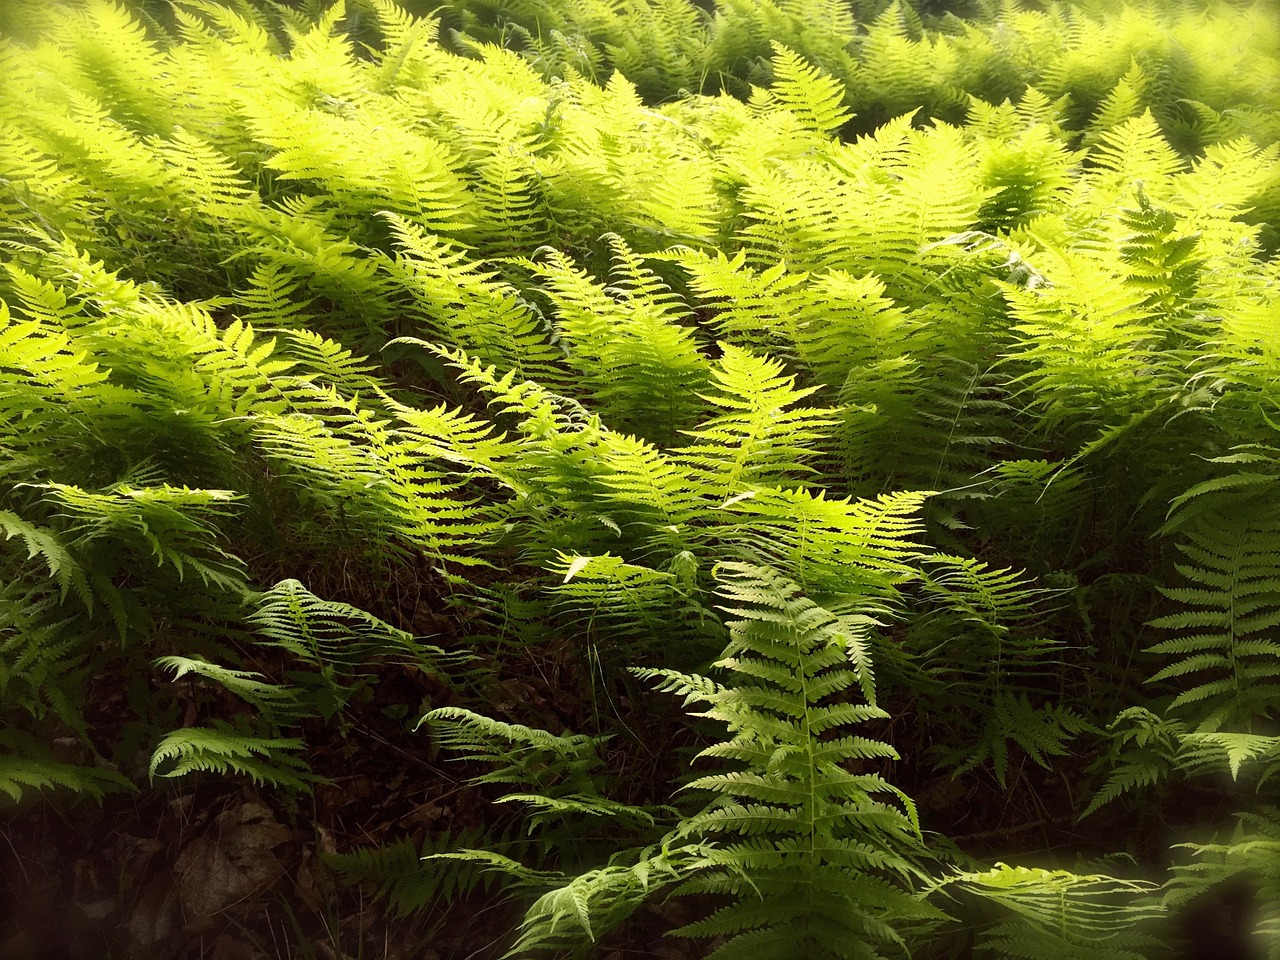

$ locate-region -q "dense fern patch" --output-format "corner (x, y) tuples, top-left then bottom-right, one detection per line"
(1, 0), (1279, 957)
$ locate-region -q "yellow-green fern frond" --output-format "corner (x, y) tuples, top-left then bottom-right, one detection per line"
(676, 345), (836, 494)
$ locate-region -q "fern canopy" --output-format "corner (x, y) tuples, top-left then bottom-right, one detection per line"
(1, 0), (1280, 958)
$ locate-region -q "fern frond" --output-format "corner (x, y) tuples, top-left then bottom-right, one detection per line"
(0, 510), (90, 607)
(764, 43), (852, 138)
(939, 863), (1163, 960)
(1083, 706), (1186, 818)
(509, 844), (704, 955)
(379, 213), (562, 380)
(252, 389), (498, 563)
(549, 552), (704, 647)
(41, 481), (246, 592)
(1146, 510), (1280, 732)
(149, 721), (318, 790)
(1088, 110), (1185, 192)
(0, 730), (132, 804)
(155, 654), (302, 718)
(968, 692), (1095, 788)
(1166, 807), (1280, 960)
(248, 578), (448, 673)
(517, 235), (710, 443)
(1178, 732), (1280, 783)
(676, 345), (836, 495)
(632, 562), (931, 960)
(423, 706), (608, 795)
(323, 825), (499, 917)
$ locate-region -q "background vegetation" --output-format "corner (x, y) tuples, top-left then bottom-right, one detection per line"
(1, 0), (1278, 956)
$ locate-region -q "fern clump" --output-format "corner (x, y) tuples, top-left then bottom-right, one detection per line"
(2, 1), (1280, 957)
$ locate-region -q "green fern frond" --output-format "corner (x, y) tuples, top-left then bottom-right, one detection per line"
(0, 601), (94, 734)
(231, 197), (398, 337)
(550, 552), (705, 646)
(155, 654), (302, 717)
(252, 388), (498, 563)
(1167, 807), (1280, 960)
(1083, 706), (1186, 818)
(764, 43), (852, 137)
(379, 213), (562, 380)
(41, 481), (246, 591)
(272, 326), (386, 396)
(323, 825), (500, 917)
(423, 706), (608, 796)
(234, 261), (324, 330)
(0, 738), (133, 804)
(248, 578), (448, 672)
(1088, 110), (1185, 192)
(676, 345), (836, 494)
(963, 692), (1094, 788)
(518, 235), (710, 443)
(712, 487), (927, 602)
(939, 863), (1162, 960)
(1178, 732), (1280, 783)
(1080, 59), (1150, 149)
(508, 844), (704, 956)
(609, 0), (708, 98)
(244, 94), (473, 233)
(1000, 239), (1167, 438)
(1146, 510), (1280, 732)
(0, 510), (90, 607)
(149, 720), (318, 790)
(631, 562), (933, 960)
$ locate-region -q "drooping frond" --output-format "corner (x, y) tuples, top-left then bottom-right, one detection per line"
(149, 721), (318, 790)
(0, 731), (132, 803)
(247, 577), (448, 673)
(322, 826), (501, 918)
(939, 864), (1163, 960)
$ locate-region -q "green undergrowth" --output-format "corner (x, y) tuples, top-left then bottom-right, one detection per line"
(2, 0), (1279, 956)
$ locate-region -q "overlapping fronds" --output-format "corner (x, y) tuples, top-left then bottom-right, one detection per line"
(3, 2), (1280, 958)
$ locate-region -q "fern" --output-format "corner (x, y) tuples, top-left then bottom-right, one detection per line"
(149, 720), (318, 790)
(904, 555), (1091, 785)
(3, 0), (1280, 953)
(41, 480), (246, 591)
(247, 577), (452, 680)
(937, 863), (1163, 960)
(155, 654), (303, 718)
(1083, 706), (1186, 818)
(1146, 510), (1280, 733)
(763, 43), (853, 138)
(378, 214), (562, 381)
(505, 843), (705, 956)
(0, 510), (90, 607)
(517, 235), (710, 443)
(0, 731), (132, 803)
(676, 345), (837, 495)
(421, 704), (666, 900)
(1167, 808), (1280, 960)
(549, 551), (713, 655)
(633, 562), (939, 960)
(423, 706), (612, 798)
(323, 826), (501, 917)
